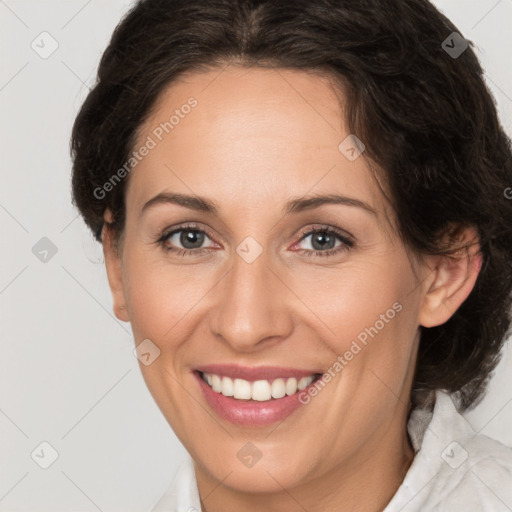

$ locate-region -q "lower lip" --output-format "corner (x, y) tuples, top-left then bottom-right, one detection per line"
(194, 372), (314, 426)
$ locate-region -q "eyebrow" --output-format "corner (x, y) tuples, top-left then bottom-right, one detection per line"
(140, 192), (376, 217)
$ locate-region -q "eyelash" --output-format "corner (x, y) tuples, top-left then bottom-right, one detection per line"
(155, 222), (355, 258)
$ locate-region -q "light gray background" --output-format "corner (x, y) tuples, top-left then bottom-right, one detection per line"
(1, 1), (511, 511)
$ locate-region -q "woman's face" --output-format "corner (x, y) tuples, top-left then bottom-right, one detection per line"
(105, 66), (432, 494)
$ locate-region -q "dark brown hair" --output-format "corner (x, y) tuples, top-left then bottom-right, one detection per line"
(70, 0), (512, 411)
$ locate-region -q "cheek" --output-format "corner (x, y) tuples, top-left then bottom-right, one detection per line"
(289, 261), (412, 344)
(121, 253), (206, 426)
(122, 247), (205, 341)
(291, 259), (419, 394)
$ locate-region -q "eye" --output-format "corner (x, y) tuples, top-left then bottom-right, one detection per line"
(157, 223), (217, 256)
(155, 223), (354, 258)
(293, 225), (354, 257)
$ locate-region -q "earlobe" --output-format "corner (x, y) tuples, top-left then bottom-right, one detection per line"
(418, 227), (482, 328)
(102, 209), (130, 323)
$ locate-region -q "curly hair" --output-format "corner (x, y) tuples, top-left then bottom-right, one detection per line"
(70, 0), (512, 412)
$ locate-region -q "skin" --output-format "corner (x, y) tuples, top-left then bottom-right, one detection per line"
(101, 66), (482, 512)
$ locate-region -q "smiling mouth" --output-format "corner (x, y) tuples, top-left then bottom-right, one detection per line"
(198, 371), (322, 401)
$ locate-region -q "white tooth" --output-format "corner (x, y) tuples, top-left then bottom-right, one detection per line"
(285, 377), (298, 395)
(221, 376), (234, 397)
(211, 374), (222, 393)
(204, 373), (314, 399)
(233, 378), (252, 399)
(271, 378), (286, 399)
(297, 376), (311, 390)
(252, 380), (272, 401)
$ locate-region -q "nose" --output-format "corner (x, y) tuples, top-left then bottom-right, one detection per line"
(210, 246), (294, 352)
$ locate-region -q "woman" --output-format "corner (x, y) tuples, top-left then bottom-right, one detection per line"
(70, 0), (512, 510)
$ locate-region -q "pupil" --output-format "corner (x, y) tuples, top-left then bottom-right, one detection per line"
(180, 230), (204, 249)
(312, 232), (334, 251)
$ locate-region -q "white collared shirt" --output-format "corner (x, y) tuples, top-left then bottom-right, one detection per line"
(151, 390), (512, 511)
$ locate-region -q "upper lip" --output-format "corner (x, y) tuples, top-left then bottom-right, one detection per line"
(195, 364), (321, 382)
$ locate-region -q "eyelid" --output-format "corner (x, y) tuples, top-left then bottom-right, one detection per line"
(160, 222), (215, 239)
(158, 222), (218, 248)
(294, 224), (354, 246)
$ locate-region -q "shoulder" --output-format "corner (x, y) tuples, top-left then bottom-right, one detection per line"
(418, 392), (512, 511)
(387, 390), (512, 512)
(431, 436), (512, 511)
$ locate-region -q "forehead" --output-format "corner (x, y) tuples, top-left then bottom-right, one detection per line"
(126, 65), (385, 219)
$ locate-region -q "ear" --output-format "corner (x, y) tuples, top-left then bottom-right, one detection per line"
(102, 209), (130, 322)
(418, 226), (482, 328)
